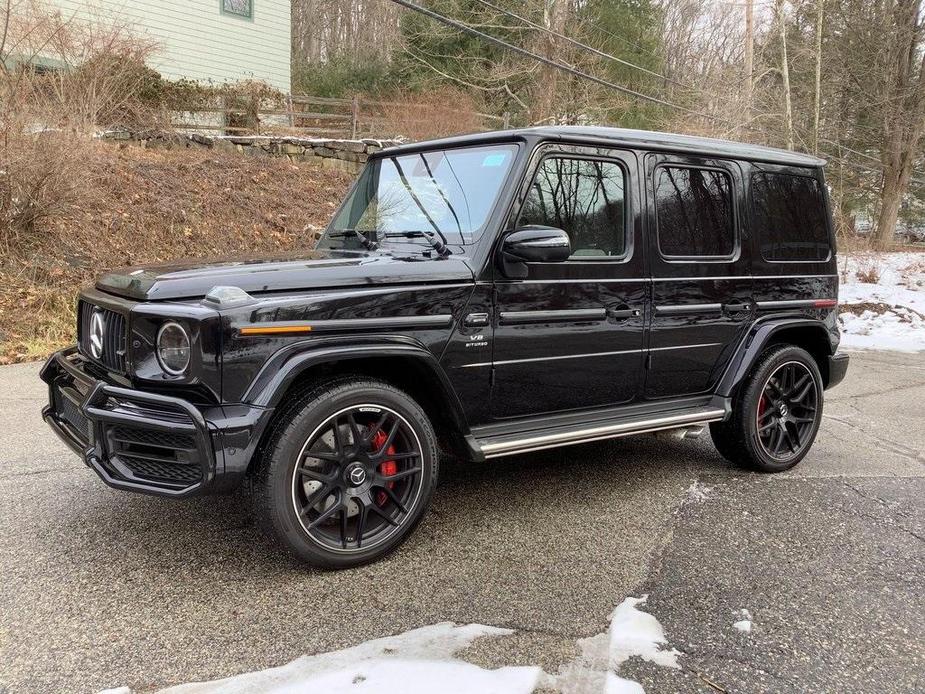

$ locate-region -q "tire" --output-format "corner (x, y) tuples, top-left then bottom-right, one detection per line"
(253, 376), (439, 569)
(710, 344), (824, 473)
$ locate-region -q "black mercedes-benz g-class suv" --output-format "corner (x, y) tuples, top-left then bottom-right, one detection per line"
(42, 126), (849, 568)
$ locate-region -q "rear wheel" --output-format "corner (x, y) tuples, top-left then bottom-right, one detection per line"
(254, 377), (438, 568)
(710, 345), (823, 472)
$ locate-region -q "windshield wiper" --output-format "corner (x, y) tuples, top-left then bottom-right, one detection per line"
(388, 157), (454, 255)
(327, 228), (379, 252)
(381, 230), (452, 257)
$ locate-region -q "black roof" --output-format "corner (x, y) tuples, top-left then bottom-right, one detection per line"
(377, 125), (826, 168)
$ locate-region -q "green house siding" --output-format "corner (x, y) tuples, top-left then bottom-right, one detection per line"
(48, 0), (291, 92)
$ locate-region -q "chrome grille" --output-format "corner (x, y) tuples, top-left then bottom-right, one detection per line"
(78, 301), (127, 374)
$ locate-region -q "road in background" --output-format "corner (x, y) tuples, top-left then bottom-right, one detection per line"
(1, 351), (922, 693)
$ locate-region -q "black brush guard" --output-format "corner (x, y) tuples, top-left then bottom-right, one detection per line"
(41, 348), (216, 497)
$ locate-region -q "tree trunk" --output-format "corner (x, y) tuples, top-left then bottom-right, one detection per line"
(874, 1), (925, 247)
(812, 0), (824, 153)
(777, 0), (794, 150)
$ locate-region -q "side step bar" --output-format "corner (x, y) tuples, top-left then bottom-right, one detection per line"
(475, 407), (726, 459)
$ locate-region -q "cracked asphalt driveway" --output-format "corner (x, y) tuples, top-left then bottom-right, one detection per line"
(1, 351), (923, 693)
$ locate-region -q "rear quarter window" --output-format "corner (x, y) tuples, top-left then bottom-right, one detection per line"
(751, 171), (831, 262)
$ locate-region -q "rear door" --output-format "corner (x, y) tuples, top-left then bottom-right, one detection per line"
(644, 153), (753, 398)
(490, 144), (647, 418)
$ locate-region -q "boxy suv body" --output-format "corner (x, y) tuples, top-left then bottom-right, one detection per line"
(41, 127), (849, 567)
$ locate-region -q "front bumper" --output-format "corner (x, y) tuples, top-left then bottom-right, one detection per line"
(826, 351), (850, 389)
(41, 348), (266, 497)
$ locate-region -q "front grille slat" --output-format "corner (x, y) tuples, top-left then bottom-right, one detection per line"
(77, 301), (128, 374)
(117, 455), (201, 485)
(110, 426), (195, 450)
(53, 388), (91, 443)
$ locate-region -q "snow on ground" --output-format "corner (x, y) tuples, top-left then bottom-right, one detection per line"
(147, 623), (540, 694)
(550, 595), (681, 694)
(101, 597), (684, 694)
(838, 252), (925, 351)
(732, 609), (753, 634)
(684, 481), (713, 504)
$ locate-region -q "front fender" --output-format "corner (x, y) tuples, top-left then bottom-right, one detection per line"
(242, 334), (470, 430)
(715, 317), (834, 397)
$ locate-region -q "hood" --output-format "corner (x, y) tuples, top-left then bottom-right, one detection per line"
(95, 248), (475, 301)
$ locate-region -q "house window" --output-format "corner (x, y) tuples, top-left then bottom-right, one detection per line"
(519, 157), (627, 259)
(655, 165), (735, 258)
(222, 0), (253, 19)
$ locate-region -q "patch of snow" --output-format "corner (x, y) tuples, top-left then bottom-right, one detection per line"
(733, 609), (753, 633)
(104, 601), (685, 694)
(838, 252), (925, 352)
(607, 596), (681, 670)
(97, 689), (131, 694)
(147, 623), (539, 694)
(685, 481), (713, 504)
(551, 595), (680, 694)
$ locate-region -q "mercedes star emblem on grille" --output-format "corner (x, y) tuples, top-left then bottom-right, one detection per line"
(89, 309), (106, 359)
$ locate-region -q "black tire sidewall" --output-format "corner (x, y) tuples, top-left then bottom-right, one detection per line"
(260, 379), (438, 569)
(741, 346), (824, 472)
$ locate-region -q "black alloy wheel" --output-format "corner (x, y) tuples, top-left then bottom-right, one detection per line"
(254, 377), (438, 569)
(292, 405), (424, 553)
(710, 344), (824, 472)
(755, 361), (819, 460)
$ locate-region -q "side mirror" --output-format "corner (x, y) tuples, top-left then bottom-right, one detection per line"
(500, 226), (571, 279)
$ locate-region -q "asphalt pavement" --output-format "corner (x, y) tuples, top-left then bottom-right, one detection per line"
(0, 350), (922, 693)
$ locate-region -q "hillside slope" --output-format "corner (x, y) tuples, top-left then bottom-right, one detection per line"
(0, 141), (354, 363)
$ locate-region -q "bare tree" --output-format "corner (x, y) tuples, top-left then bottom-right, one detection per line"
(874, 0), (925, 245)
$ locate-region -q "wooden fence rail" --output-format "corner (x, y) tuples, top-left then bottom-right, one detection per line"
(171, 94), (510, 140)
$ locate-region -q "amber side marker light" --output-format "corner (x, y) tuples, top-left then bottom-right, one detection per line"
(813, 299), (838, 309)
(239, 325), (313, 336)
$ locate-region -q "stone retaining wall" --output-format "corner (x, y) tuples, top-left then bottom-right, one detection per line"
(99, 131), (401, 173)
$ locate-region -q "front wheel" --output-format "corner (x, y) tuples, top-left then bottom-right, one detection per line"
(254, 377), (438, 569)
(711, 345), (824, 472)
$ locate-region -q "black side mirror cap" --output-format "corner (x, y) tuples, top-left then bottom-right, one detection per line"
(500, 226), (571, 279)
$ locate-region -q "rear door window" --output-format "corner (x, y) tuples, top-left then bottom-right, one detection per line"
(751, 172), (831, 261)
(654, 166), (735, 258)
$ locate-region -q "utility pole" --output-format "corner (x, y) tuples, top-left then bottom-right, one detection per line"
(744, 0), (754, 127)
(776, 0), (794, 150)
(812, 0), (825, 154)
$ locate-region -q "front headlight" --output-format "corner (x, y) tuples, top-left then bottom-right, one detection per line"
(156, 322), (191, 375)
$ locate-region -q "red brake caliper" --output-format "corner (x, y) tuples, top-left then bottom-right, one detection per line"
(758, 394), (768, 426)
(370, 429), (397, 506)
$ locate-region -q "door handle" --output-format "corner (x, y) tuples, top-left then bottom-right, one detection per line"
(722, 302), (752, 313)
(464, 312), (490, 327)
(607, 307), (641, 320)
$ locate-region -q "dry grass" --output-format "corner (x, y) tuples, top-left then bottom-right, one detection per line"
(854, 255), (883, 284)
(0, 140), (354, 363)
(374, 87), (487, 140)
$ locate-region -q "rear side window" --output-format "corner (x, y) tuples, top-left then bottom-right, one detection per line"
(519, 157), (627, 259)
(751, 172), (830, 261)
(655, 166), (735, 257)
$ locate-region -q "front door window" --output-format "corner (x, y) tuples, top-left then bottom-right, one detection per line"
(519, 157), (627, 259)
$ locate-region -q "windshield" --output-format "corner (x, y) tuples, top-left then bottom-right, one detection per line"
(321, 143), (518, 249)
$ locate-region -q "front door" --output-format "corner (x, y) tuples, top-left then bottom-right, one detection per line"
(490, 145), (647, 419)
(644, 153), (753, 398)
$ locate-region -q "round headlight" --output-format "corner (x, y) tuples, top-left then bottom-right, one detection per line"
(156, 322), (190, 375)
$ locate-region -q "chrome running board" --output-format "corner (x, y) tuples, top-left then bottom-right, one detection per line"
(476, 407), (726, 459)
